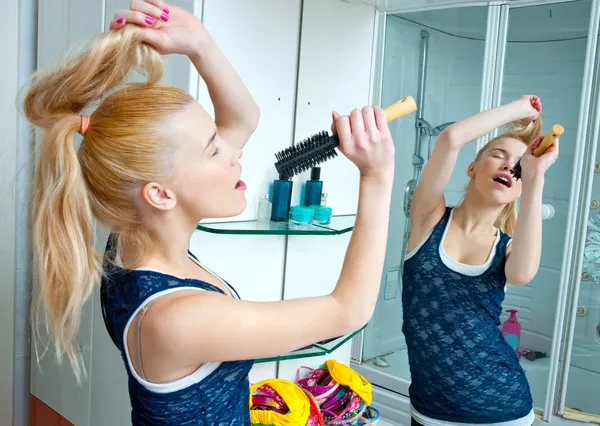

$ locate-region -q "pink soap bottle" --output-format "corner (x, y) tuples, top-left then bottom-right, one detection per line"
(502, 309), (521, 350)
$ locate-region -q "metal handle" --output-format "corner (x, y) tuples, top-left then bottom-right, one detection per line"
(404, 179), (417, 217)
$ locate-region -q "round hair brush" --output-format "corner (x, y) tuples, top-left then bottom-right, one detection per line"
(511, 124), (564, 180)
(274, 96), (418, 180)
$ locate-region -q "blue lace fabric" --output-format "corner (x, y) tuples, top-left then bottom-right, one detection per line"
(100, 234), (254, 425)
(402, 208), (532, 422)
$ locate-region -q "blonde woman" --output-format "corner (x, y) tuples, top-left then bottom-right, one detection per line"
(24, 1), (395, 424)
(402, 96), (558, 425)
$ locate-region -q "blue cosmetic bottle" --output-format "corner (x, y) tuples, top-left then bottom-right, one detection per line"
(270, 178), (293, 222)
(303, 167), (323, 207)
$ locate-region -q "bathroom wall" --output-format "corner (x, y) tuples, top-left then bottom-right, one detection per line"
(2, 0), (38, 424)
(1, 0), (19, 423)
(14, 2), (38, 425)
(28, 0), (377, 425)
(363, 13), (485, 360)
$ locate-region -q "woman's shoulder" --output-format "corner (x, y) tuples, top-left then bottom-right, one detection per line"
(497, 227), (513, 244)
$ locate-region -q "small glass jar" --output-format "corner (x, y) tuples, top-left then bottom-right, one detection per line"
(311, 205), (333, 225)
(257, 193), (272, 223)
(289, 205), (315, 225)
(320, 193), (328, 206)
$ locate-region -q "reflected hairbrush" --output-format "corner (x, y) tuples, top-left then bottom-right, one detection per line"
(274, 96), (418, 180)
(511, 124), (564, 180)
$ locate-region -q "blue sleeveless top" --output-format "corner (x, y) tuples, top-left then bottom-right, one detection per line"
(402, 207), (532, 423)
(100, 235), (254, 425)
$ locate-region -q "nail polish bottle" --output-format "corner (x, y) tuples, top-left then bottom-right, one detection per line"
(303, 167), (323, 207)
(270, 178), (293, 222)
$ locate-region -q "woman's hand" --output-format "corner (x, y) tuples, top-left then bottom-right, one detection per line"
(110, 0), (209, 57)
(331, 107), (395, 186)
(111, 1), (259, 148)
(516, 95), (542, 122)
(519, 135), (559, 182)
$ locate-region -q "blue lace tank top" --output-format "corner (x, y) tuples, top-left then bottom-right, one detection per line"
(100, 234), (254, 425)
(402, 207), (532, 423)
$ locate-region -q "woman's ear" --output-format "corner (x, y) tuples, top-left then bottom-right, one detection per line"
(141, 182), (177, 211)
(467, 162), (476, 179)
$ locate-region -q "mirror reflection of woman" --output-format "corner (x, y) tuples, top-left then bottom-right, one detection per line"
(403, 95), (558, 426)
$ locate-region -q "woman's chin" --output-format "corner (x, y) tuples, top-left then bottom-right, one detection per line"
(215, 202), (247, 220)
(490, 194), (516, 207)
(482, 185), (514, 203)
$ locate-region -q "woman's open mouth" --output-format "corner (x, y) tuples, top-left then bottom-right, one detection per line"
(235, 180), (246, 191)
(492, 173), (513, 188)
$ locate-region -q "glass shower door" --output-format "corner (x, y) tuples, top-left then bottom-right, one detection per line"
(358, 5), (490, 394)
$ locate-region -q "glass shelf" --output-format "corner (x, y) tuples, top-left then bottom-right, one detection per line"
(196, 214), (356, 235)
(255, 328), (363, 364)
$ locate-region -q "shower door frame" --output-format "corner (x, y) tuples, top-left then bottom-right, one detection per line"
(351, 0), (600, 422)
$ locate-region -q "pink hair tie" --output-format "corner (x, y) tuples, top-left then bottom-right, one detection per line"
(79, 115), (90, 136)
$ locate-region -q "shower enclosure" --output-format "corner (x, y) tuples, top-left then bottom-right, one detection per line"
(351, 0), (600, 423)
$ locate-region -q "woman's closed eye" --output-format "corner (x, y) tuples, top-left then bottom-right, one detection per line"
(212, 147), (220, 157)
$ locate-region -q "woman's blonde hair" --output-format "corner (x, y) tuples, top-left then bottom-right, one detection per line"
(21, 25), (194, 380)
(470, 117), (542, 236)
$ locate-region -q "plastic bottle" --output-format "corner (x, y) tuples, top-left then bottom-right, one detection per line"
(502, 309), (521, 350)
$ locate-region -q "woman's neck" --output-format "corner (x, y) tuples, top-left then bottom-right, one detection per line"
(124, 213), (198, 273)
(454, 190), (504, 234)
(146, 230), (192, 271)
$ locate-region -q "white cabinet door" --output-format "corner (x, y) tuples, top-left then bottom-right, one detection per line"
(280, 0), (375, 376)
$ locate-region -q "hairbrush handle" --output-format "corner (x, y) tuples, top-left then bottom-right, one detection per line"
(384, 96), (418, 122)
(533, 124), (564, 156)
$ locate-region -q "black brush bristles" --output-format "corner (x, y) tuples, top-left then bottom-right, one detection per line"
(274, 131), (339, 180)
(510, 161), (522, 181)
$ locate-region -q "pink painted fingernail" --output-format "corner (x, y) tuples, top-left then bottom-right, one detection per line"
(160, 13), (169, 22)
(163, 7), (170, 14)
(145, 16), (154, 25)
(116, 18), (124, 24)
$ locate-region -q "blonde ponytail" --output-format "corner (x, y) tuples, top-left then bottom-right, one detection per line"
(22, 24), (193, 380)
(30, 115), (99, 381)
(501, 116), (543, 147)
(23, 24), (162, 128)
